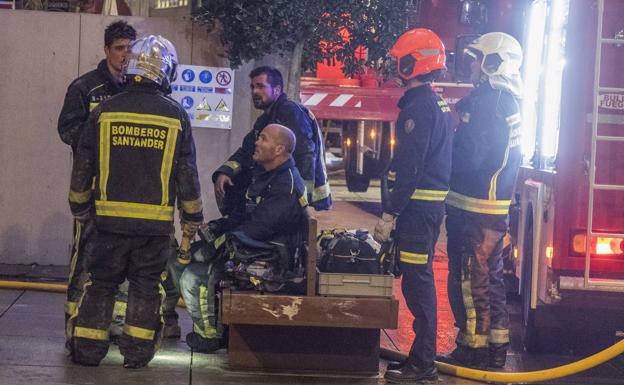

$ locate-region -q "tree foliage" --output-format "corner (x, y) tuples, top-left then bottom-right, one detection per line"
(193, 0), (410, 77)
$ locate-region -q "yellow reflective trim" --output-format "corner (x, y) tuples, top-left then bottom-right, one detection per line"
(99, 112), (181, 131)
(399, 250), (429, 264)
(410, 189), (449, 201)
(98, 113), (183, 206)
(160, 125), (179, 205)
(123, 324), (155, 341)
(74, 326), (108, 341)
(461, 275), (477, 338)
(89, 102), (99, 112)
(214, 234), (226, 250)
(67, 220), (82, 290)
(181, 198), (203, 214)
(312, 182), (331, 202)
(489, 328), (510, 344)
(446, 191), (510, 215)
(156, 281), (166, 352)
(198, 285), (217, 338)
(98, 120), (111, 201)
(459, 267), (488, 348)
(223, 160), (241, 174)
(64, 301), (78, 316)
(112, 300), (127, 318)
(489, 143), (511, 200)
(193, 323), (206, 338)
(387, 171), (396, 182)
(69, 189), (92, 204)
(299, 195), (309, 207)
(458, 330), (489, 348)
(176, 257), (191, 265)
(95, 200), (174, 221)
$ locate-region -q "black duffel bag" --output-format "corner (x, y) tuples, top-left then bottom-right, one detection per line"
(317, 228), (382, 274)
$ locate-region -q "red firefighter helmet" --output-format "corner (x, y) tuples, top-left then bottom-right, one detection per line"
(389, 28), (446, 80)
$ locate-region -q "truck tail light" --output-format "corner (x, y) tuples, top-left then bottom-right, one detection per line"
(571, 233), (624, 256)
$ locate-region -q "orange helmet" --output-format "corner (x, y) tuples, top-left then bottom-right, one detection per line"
(389, 28), (446, 80)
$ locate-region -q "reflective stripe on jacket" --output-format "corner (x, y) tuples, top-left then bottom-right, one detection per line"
(447, 82), (521, 219)
(69, 80), (203, 235)
(384, 85), (453, 216)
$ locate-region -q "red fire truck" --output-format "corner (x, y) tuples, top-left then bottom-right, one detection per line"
(301, 0), (624, 352)
(299, 1), (522, 192)
(512, 0), (624, 352)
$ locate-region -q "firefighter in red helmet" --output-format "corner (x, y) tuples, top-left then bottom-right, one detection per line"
(374, 28), (453, 383)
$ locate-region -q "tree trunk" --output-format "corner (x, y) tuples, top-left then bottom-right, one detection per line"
(285, 39), (304, 102)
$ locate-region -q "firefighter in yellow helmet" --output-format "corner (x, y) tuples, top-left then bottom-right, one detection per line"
(438, 32), (523, 369)
(68, 35), (203, 368)
(374, 28), (453, 383)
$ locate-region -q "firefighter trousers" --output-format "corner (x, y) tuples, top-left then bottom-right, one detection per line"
(395, 202), (444, 369)
(153, 237), (181, 328)
(71, 230), (169, 366)
(65, 217), (135, 344)
(446, 210), (509, 350)
(65, 217), (95, 343)
(179, 261), (226, 339)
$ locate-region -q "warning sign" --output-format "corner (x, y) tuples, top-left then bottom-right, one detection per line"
(197, 98), (211, 111)
(171, 65), (235, 129)
(215, 99), (230, 112)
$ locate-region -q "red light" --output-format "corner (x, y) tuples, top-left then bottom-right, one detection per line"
(571, 233), (624, 256)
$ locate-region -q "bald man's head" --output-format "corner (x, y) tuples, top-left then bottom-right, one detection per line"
(253, 124), (296, 170)
(267, 124), (296, 154)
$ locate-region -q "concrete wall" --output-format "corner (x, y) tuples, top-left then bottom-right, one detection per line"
(0, 10), (258, 265)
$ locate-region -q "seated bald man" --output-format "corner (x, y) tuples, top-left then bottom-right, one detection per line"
(179, 124), (309, 353)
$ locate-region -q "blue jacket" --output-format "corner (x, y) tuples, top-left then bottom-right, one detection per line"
(384, 84), (453, 215)
(446, 82), (521, 224)
(213, 93), (331, 211)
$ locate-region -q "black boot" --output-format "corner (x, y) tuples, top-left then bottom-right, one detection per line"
(488, 345), (507, 368)
(436, 346), (488, 369)
(385, 362), (438, 383)
(123, 358), (148, 369)
(185, 332), (223, 353)
(386, 358), (407, 371)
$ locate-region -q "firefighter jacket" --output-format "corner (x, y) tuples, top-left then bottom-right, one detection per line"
(384, 84), (453, 216)
(58, 60), (124, 152)
(227, 157), (308, 242)
(213, 93), (331, 210)
(69, 79), (203, 236)
(446, 82), (521, 227)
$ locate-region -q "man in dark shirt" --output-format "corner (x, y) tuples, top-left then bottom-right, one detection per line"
(180, 124), (308, 353)
(57, 20), (136, 346)
(213, 66), (330, 212)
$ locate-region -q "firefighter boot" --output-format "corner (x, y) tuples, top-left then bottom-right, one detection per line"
(185, 332), (223, 353)
(163, 322), (181, 338)
(489, 344), (508, 368)
(386, 358), (407, 371)
(437, 346), (488, 369)
(123, 358), (148, 369)
(384, 362), (438, 384)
